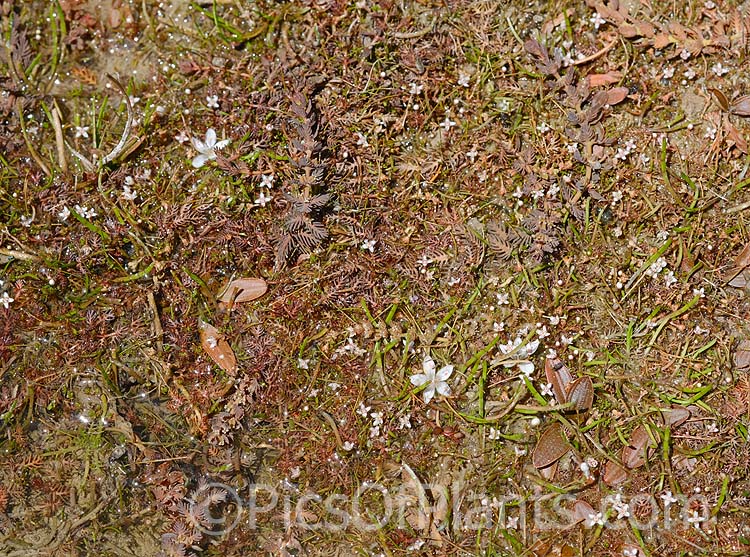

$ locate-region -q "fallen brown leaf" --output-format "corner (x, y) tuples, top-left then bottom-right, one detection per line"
(199, 319), (238, 375)
(533, 422), (571, 469)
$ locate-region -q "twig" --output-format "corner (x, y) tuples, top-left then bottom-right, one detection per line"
(572, 38), (618, 66)
(16, 99), (51, 176)
(100, 74), (133, 166)
(50, 100), (68, 173)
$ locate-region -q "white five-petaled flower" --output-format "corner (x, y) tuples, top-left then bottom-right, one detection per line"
(75, 126), (90, 139)
(191, 128), (230, 168)
(1, 292), (14, 308)
(410, 355), (453, 404)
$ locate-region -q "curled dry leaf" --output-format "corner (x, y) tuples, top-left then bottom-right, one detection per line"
(199, 319), (237, 375)
(545, 357), (573, 404)
(586, 71), (622, 87)
(621, 425), (657, 469)
(533, 422), (571, 469)
(217, 277), (267, 304)
(572, 499), (595, 524)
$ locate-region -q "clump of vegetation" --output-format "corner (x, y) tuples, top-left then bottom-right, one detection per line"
(2, 1), (750, 556)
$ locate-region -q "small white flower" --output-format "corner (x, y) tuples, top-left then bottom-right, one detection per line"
(355, 132), (369, 147)
(496, 292), (510, 305)
(585, 511), (606, 528)
(409, 82), (423, 95)
(662, 66), (675, 80)
(537, 122), (550, 133)
(686, 510), (706, 529)
(590, 12), (606, 29)
(609, 493), (630, 519)
(175, 131), (189, 143)
(254, 190), (272, 207)
(664, 270), (677, 287)
(416, 254), (432, 268)
(661, 490), (678, 507)
(75, 126), (89, 139)
(514, 445), (527, 456)
(623, 548), (639, 557)
(1, 292), (14, 309)
(540, 383), (554, 397)
(711, 62), (729, 76)
(693, 287), (705, 298)
(612, 190), (623, 203)
(397, 414), (411, 430)
(191, 128), (230, 168)
(260, 173), (274, 188)
(457, 73), (470, 87)
(58, 206), (71, 221)
(506, 515), (519, 529)
(298, 358), (310, 370)
(537, 325), (550, 339)
(20, 215), (33, 227)
(466, 148), (479, 162)
(356, 402), (371, 417)
(439, 116), (456, 131)
(122, 185), (138, 201)
(206, 336), (218, 348)
(488, 427), (501, 440)
(498, 337), (540, 376)
(410, 355), (453, 404)
(704, 126), (717, 140)
(342, 441), (355, 451)
(206, 94), (220, 108)
(361, 239), (377, 253)
(74, 205), (97, 219)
